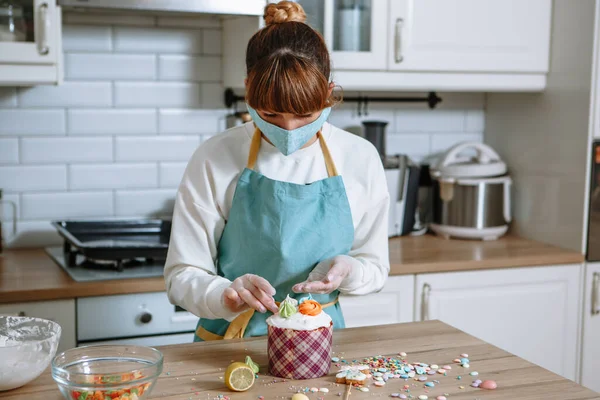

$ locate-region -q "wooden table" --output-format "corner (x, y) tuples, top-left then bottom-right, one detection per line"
(1, 320), (598, 399)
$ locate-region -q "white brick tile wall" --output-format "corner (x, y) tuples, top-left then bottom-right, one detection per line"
(386, 134), (431, 157)
(21, 192), (113, 220)
(62, 25), (112, 52)
(465, 110), (485, 132)
(158, 109), (225, 135)
(21, 137), (113, 164)
(114, 82), (201, 108)
(201, 82), (225, 108)
(0, 110), (65, 135)
(157, 16), (221, 29)
(0, 87), (17, 107)
(70, 163), (158, 190)
(202, 30), (222, 55)
(18, 82), (112, 108)
(158, 55), (221, 82)
(0, 166), (67, 192)
(396, 110), (465, 132)
(430, 133), (483, 153)
(66, 54), (157, 81)
(115, 189), (175, 217)
(2, 17), (486, 247)
(159, 162), (187, 188)
(115, 136), (200, 162)
(7, 220), (62, 248)
(0, 139), (19, 164)
(114, 27), (203, 54)
(64, 13), (155, 27)
(68, 109), (157, 135)
(1, 193), (19, 220)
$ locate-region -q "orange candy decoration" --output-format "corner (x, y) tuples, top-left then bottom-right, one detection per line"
(298, 300), (322, 316)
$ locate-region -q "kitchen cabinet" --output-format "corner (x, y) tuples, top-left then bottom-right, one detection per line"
(224, 0), (552, 91)
(415, 264), (582, 381)
(0, 299), (76, 353)
(299, 0), (388, 70)
(581, 263), (600, 392)
(0, 0), (63, 86)
(387, 0), (551, 73)
(339, 275), (414, 328)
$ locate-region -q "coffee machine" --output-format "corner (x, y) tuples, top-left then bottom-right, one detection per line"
(362, 121), (421, 237)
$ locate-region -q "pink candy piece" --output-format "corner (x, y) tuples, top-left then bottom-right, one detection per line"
(480, 380), (498, 390)
(436, 397), (447, 400)
(442, 365), (452, 370)
(460, 353), (469, 358)
(453, 359), (461, 363)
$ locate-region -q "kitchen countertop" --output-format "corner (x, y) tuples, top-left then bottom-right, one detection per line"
(0, 235), (584, 304)
(1, 320), (598, 399)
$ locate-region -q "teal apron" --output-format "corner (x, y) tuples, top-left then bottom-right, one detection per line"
(194, 127), (354, 341)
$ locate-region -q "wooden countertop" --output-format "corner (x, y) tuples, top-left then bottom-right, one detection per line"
(1, 320), (598, 399)
(0, 235), (584, 304)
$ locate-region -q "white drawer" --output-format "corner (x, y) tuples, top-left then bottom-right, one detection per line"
(77, 292), (198, 341)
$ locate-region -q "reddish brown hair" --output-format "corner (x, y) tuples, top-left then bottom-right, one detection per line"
(245, 1), (338, 115)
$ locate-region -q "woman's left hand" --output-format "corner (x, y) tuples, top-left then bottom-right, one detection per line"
(292, 256), (351, 294)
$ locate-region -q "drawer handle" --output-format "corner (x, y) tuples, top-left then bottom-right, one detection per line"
(140, 312), (153, 324)
(593, 272), (600, 316)
(421, 283), (431, 321)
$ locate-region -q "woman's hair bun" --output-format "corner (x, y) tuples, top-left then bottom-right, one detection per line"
(264, 1), (307, 26)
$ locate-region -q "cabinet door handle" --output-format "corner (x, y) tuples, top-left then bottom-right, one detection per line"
(394, 18), (404, 63)
(593, 272), (600, 316)
(38, 3), (50, 55)
(421, 283), (431, 321)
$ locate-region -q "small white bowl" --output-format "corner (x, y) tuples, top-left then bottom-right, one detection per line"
(0, 315), (62, 391)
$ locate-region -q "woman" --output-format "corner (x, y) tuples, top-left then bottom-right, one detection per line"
(164, 1), (390, 341)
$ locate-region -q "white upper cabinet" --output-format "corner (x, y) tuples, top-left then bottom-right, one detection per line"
(581, 263), (600, 393)
(0, 0), (63, 85)
(388, 0), (552, 73)
(299, 0), (388, 70)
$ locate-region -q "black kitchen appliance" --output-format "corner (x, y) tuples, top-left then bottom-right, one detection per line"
(587, 141), (600, 260)
(51, 219), (171, 271)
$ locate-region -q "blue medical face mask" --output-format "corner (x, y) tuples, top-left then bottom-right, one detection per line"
(246, 105), (332, 156)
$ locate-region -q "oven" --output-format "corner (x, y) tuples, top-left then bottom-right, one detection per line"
(76, 292), (198, 347)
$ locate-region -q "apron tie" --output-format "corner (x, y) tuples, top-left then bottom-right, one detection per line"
(196, 297), (339, 341)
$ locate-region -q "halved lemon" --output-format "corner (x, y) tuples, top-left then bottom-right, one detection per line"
(225, 362), (255, 392)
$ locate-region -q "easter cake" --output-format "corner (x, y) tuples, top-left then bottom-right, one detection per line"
(266, 295), (333, 380)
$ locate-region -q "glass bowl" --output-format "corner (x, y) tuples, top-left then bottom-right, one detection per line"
(0, 315), (62, 391)
(51, 345), (163, 400)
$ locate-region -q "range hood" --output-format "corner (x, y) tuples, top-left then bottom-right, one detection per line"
(57, 0), (265, 16)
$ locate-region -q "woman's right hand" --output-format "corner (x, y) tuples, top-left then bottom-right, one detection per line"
(223, 274), (279, 314)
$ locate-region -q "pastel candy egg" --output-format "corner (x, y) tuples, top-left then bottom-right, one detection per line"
(469, 371), (478, 376)
(425, 382), (435, 387)
(310, 388), (319, 393)
(474, 379), (482, 385)
(460, 353), (469, 358)
(427, 370), (436, 375)
(480, 380), (498, 390)
(460, 358), (469, 365)
(418, 376), (427, 381)
(408, 371), (416, 378)
(292, 395), (309, 400)
(399, 395), (408, 399)
(418, 396), (428, 400)
(453, 359), (461, 363)
(416, 367), (426, 375)
(400, 374), (409, 379)
(437, 369), (446, 374)
(319, 388), (329, 393)
(436, 397), (447, 400)
(462, 363), (470, 368)
(442, 365), (452, 370)
(430, 364), (439, 369)
(399, 352), (407, 357)
(359, 387), (369, 392)
(390, 394), (400, 398)
(471, 382), (480, 388)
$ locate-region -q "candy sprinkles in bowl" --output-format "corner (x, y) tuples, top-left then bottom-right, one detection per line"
(51, 345), (163, 400)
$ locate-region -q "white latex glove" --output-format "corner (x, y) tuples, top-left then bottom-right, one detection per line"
(292, 256), (352, 294)
(222, 274), (279, 314)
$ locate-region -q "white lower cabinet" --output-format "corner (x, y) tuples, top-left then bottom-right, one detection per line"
(340, 275), (415, 328)
(415, 265), (582, 381)
(581, 262), (600, 392)
(0, 299), (76, 353)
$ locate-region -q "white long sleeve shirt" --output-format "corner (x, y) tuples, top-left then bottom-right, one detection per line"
(164, 121), (390, 321)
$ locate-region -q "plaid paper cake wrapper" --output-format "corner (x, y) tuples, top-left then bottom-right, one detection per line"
(267, 323), (333, 380)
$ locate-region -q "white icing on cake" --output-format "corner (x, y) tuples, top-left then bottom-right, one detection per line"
(266, 310), (332, 331)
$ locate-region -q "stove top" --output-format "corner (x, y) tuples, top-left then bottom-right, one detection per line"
(46, 247), (165, 282)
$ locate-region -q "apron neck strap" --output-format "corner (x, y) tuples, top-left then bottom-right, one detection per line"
(247, 127), (339, 177)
